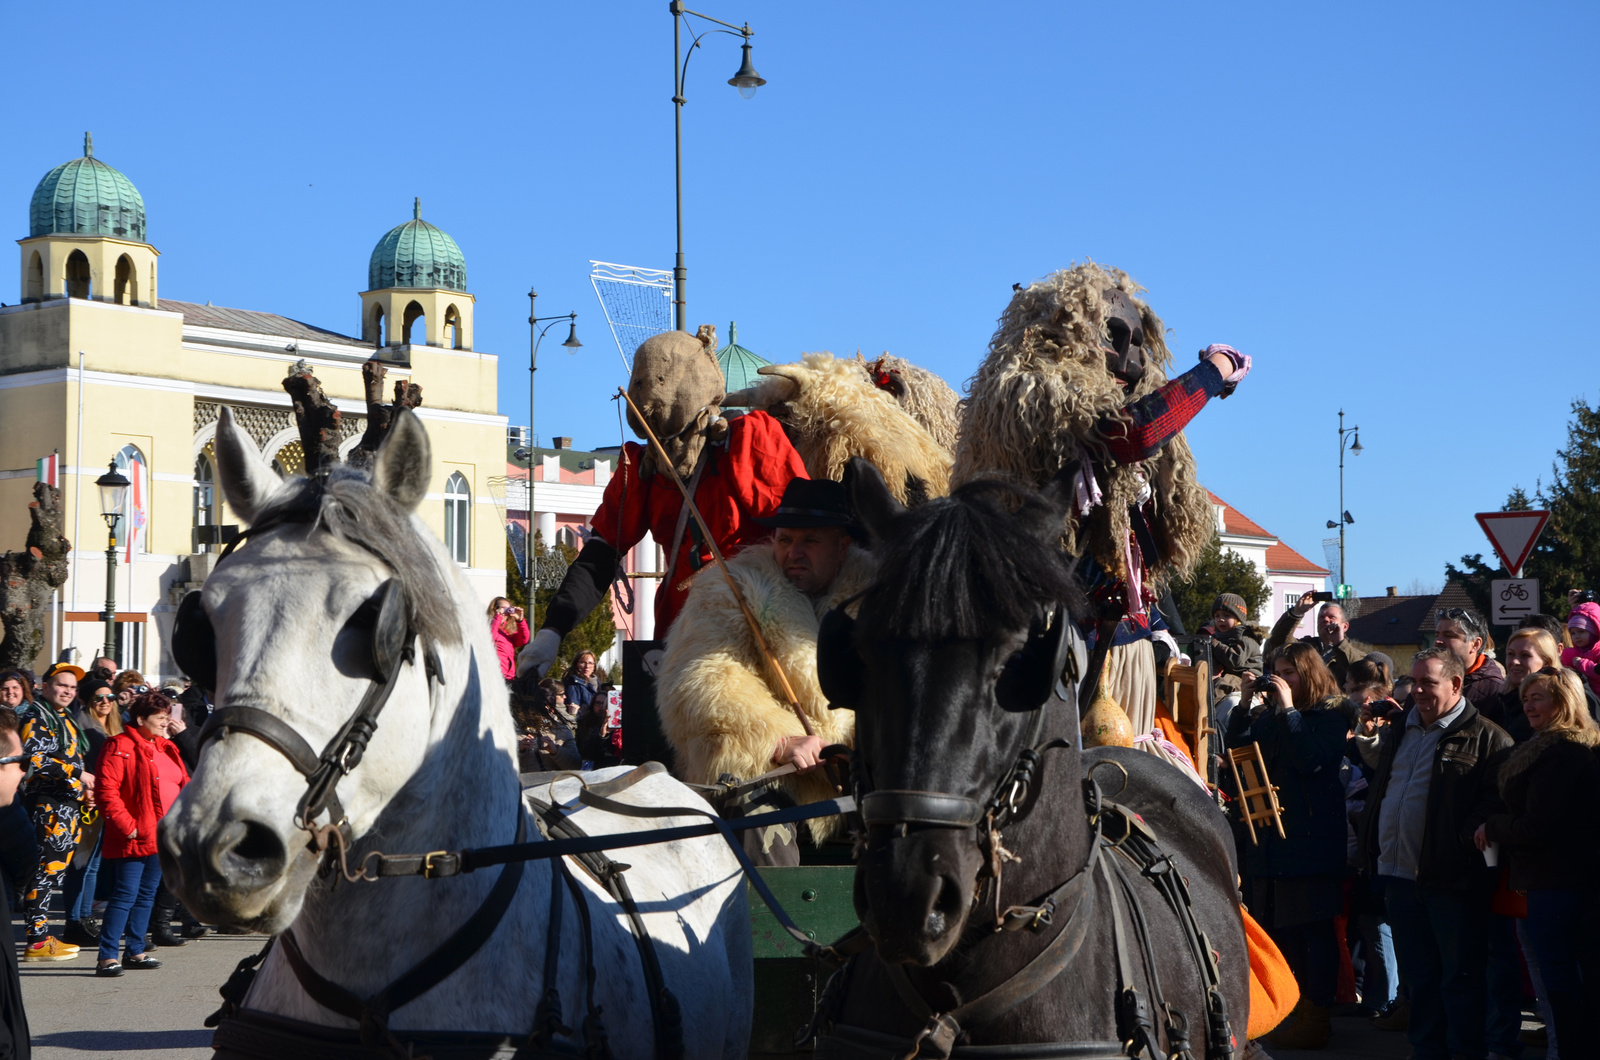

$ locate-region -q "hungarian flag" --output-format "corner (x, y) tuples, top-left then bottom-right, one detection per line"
(35, 453), (58, 487)
(125, 458), (145, 563)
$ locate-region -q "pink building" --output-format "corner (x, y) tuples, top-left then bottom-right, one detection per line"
(1208, 491), (1332, 639)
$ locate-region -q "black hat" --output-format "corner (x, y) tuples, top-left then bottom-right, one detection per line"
(756, 478), (856, 531)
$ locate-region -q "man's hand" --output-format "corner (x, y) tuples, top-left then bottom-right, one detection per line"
(1473, 823), (1489, 852)
(517, 629), (562, 679)
(81, 772), (95, 809)
(772, 734), (828, 773)
(1291, 591), (1316, 616)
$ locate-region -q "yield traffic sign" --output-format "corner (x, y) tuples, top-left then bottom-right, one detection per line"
(1474, 511), (1550, 578)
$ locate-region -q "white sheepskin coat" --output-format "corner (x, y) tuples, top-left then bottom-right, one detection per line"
(657, 544), (874, 840)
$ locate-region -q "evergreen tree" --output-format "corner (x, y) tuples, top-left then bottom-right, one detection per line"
(1168, 531), (1271, 634)
(1444, 398), (1600, 623)
(505, 531), (618, 681)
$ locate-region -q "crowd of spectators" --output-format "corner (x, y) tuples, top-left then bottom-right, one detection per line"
(2, 654), (215, 1003)
(1201, 592), (1600, 1057)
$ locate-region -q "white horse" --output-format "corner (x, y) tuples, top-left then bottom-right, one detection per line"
(159, 407), (752, 1058)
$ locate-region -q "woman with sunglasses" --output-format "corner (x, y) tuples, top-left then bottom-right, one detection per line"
(93, 690), (189, 976)
(1475, 668), (1600, 1056)
(58, 679), (123, 948)
(487, 597), (529, 684)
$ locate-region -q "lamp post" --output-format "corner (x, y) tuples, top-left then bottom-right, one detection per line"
(526, 288), (582, 609)
(670, 0), (766, 331)
(95, 461), (130, 664)
(1324, 409), (1362, 594)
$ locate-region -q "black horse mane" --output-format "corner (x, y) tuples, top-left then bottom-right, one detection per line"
(861, 479), (1085, 641)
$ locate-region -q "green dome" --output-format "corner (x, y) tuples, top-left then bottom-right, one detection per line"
(368, 198), (467, 291)
(29, 133), (146, 241)
(717, 322), (771, 392)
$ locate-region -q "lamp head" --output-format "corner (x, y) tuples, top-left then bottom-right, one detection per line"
(1343, 511), (1355, 525)
(729, 41), (766, 99)
(1327, 520), (1340, 529)
(1351, 432), (1363, 455)
(562, 315), (583, 350)
(96, 460), (131, 523)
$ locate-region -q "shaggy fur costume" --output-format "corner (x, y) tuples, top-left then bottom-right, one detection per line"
(745, 352), (952, 503)
(857, 352), (962, 453)
(951, 263), (1213, 582)
(657, 543), (874, 840)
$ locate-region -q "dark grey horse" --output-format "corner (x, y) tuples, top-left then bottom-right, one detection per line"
(812, 460), (1250, 1059)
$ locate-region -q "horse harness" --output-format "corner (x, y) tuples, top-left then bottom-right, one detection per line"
(814, 599), (1234, 1060)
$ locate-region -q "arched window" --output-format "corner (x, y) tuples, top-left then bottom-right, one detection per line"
(402, 301), (426, 346)
(443, 472), (470, 565)
(65, 250), (92, 300)
(368, 303), (386, 347)
(444, 305), (461, 349)
(193, 453), (217, 551)
(114, 254), (138, 305)
(112, 444), (148, 551)
(24, 252), (43, 303)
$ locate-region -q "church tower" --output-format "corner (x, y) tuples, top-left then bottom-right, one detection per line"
(361, 198), (474, 350)
(19, 133), (158, 306)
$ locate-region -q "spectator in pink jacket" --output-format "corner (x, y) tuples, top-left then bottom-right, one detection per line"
(488, 597), (530, 683)
(1559, 601), (1600, 696)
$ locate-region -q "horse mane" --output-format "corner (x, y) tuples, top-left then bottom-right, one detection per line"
(249, 467), (463, 650)
(860, 479), (1084, 641)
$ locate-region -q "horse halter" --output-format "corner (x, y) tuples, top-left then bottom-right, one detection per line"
(176, 513), (426, 843)
(817, 600), (1077, 834)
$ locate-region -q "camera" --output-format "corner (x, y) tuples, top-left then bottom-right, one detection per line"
(1250, 674), (1274, 694)
(1575, 589), (1598, 606)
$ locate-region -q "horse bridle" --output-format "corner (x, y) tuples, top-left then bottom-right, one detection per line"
(180, 513), (430, 847)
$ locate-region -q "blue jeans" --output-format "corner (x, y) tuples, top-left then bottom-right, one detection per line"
(62, 827), (102, 921)
(1381, 876), (1489, 1060)
(97, 854), (161, 963)
(1355, 912), (1398, 1009)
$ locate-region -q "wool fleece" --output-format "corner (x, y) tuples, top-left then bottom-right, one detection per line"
(657, 543), (873, 841)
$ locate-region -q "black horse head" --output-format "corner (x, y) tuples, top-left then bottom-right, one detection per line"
(824, 459), (1087, 966)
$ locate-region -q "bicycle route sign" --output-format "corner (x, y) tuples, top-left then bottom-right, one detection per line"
(1490, 578), (1539, 627)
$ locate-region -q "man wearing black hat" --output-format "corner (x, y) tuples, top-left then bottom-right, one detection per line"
(657, 478), (873, 865)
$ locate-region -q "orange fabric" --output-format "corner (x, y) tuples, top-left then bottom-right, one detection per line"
(1152, 712), (1196, 771)
(1244, 908), (1300, 1039)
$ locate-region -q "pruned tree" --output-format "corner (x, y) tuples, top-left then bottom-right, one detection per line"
(349, 361), (423, 469)
(0, 482), (72, 669)
(282, 360), (343, 475)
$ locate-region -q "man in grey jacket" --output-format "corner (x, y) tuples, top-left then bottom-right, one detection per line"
(1267, 591), (1363, 687)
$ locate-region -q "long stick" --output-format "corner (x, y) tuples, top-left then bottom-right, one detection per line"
(616, 389), (815, 738)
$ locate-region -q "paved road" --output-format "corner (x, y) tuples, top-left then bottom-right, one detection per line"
(17, 918), (264, 1060)
(15, 915), (1552, 1060)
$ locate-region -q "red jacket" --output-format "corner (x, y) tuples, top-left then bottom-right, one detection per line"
(588, 411), (807, 632)
(98, 726), (190, 858)
(491, 617), (531, 679)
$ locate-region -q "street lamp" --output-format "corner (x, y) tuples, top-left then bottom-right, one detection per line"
(526, 288), (583, 608)
(1331, 409), (1362, 594)
(670, 0), (767, 330)
(95, 461), (130, 664)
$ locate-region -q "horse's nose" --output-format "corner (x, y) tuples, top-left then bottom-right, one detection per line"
(161, 814), (288, 895)
(205, 817), (288, 887)
(859, 833), (974, 965)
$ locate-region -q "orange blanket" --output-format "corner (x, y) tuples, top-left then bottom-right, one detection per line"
(1244, 908), (1299, 1039)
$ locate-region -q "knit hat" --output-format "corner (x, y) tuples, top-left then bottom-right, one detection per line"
(1567, 603), (1600, 637)
(1211, 593), (1248, 625)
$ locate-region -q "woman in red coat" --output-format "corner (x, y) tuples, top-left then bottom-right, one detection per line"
(94, 691), (189, 976)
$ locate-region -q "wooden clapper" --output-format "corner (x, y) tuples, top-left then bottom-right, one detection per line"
(1162, 659), (1214, 780)
(1228, 742), (1286, 844)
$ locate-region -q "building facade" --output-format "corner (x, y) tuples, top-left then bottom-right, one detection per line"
(0, 136), (507, 680)
(1208, 491), (1332, 639)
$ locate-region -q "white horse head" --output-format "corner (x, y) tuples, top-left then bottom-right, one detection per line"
(159, 406), (515, 932)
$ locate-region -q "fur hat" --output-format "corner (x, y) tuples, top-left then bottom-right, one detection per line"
(627, 325), (727, 479)
(1211, 593), (1248, 625)
(952, 262), (1213, 582)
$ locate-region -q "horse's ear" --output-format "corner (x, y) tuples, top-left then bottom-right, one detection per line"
(214, 406), (280, 525)
(846, 457), (905, 546)
(373, 408), (432, 512)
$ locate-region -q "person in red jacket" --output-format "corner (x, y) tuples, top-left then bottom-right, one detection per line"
(93, 690), (189, 977)
(487, 597), (530, 683)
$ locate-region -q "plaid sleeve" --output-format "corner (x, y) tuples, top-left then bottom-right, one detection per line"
(1102, 360), (1225, 464)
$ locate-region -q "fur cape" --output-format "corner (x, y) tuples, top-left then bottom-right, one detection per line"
(657, 543), (874, 841)
(746, 352), (952, 503)
(1499, 723), (1600, 793)
(856, 353), (963, 453)
(951, 262), (1213, 582)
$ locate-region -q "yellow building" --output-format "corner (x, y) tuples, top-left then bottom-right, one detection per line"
(0, 135), (508, 679)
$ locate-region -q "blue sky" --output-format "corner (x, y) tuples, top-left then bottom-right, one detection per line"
(3, 1), (1596, 598)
